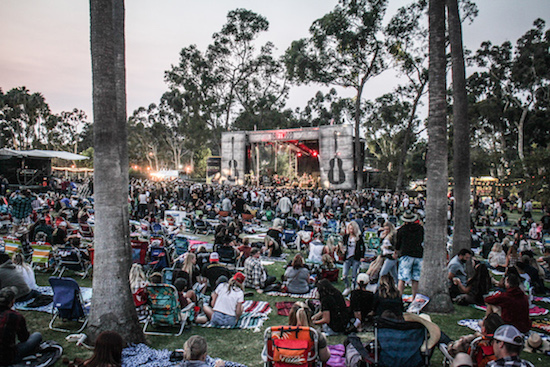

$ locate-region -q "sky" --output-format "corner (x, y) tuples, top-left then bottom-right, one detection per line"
(1, 0), (549, 121)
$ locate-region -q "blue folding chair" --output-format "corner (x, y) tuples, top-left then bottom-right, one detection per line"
(49, 277), (88, 332)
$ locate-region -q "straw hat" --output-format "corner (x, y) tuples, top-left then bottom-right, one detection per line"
(524, 332), (550, 354)
(401, 210), (418, 223)
(403, 313), (441, 350)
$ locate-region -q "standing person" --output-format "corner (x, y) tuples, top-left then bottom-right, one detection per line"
(488, 325), (534, 367)
(312, 279), (350, 335)
(541, 209), (550, 240)
(341, 221), (365, 296)
(395, 210), (424, 300)
(378, 221), (398, 285)
(0, 287), (42, 366)
(9, 190), (34, 233)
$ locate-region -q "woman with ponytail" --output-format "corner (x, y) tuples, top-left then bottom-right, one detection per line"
(288, 302), (330, 362)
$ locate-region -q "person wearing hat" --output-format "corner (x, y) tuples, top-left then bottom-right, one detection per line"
(395, 209), (424, 300)
(200, 252), (232, 292)
(202, 272), (245, 328)
(489, 325), (534, 366)
(0, 287), (43, 365)
(523, 332), (550, 355)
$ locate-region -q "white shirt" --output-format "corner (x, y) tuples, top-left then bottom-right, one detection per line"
(212, 282), (244, 317)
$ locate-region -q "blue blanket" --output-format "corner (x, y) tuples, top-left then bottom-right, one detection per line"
(15, 285), (92, 314)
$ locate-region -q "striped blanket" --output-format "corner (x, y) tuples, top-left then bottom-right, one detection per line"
(266, 288), (318, 299)
(122, 343), (247, 367)
(472, 304), (549, 316)
(200, 300), (271, 331)
(15, 285), (93, 314)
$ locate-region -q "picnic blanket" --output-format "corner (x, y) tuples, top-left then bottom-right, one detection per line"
(534, 296), (550, 303)
(276, 301), (295, 316)
(458, 319), (482, 333)
(260, 254), (288, 263)
(266, 288), (318, 299)
(327, 344), (346, 367)
(122, 343), (247, 367)
(15, 285), (93, 314)
(199, 300), (271, 331)
(532, 319), (550, 333)
(472, 304), (549, 316)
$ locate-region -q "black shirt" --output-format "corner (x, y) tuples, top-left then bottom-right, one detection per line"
(350, 289), (374, 322)
(321, 293), (350, 333)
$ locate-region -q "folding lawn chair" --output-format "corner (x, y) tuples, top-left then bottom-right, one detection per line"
(371, 316), (432, 367)
(172, 235), (189, 258)
(53, 245), (90, 279)
(49, 277), (88, 333)
(262, 325), (321, 367)
(3, 235), (21, 256)
(131, 239), (148, 265)
(143, 283), (192, 336)
(78, 223), (94, 240)
(30, 241), (52, 269)
(147, 245), (170, 273)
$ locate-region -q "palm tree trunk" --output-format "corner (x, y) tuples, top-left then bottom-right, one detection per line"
(419, 0), (453, 313)
(89, 0), (145, 343)
(447, 0), (471, 256)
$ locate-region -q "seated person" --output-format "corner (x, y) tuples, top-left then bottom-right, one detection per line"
(373, 274), (403, 318)
(448, 249), (473, 299)
(200, 252), (232, 291)
(485, 273), (531, 333)
(453, 263), (492, 306)
(80, 330), (123, 367)
(490, 325), (535, 367)
(0, 287), (42, 365)
(180, 335), (225, 367)
(0, 253), (36, 302)
(243, 248), (276, 293)
(447, 313), (504, 367)
(283, 254), (311, 294)
(12, 253), (37, 292)
(264, 220), (283, 257)
(312, 279), (350, 335)
(174, 278), (197, 309)
(202, 273), (245, 328)
(236, 238), (252, 266)
(307, 233), (325, 263)
(287, 302), (331, 363)
(516, 256), (546, 294)
(350, 273), (374, 331)
(488, 243), (507, 271)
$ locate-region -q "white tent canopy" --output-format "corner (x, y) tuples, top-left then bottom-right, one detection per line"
(0, 148), (89, 161)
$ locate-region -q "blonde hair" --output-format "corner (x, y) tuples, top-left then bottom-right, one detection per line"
(226, 277), (244, 293)
(321, 254), (334, 268)
(182, 252), (196, 276)
(382, 221), (396, 240)
(378, 274), (400, 299)
(492, 243), (502, 252)
(347, 221), (361, 237)
(289, 301), (313, 327)
(129, 263), (147, 290)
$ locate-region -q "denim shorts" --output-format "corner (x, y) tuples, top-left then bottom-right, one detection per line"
(398, 255), (423, 282)
(211, 311), (237, 327)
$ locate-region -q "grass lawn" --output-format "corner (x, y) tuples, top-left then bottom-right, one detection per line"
(20, 210), (550, 366)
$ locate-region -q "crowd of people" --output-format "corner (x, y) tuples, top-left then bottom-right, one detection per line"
(1, 176), (548, 366)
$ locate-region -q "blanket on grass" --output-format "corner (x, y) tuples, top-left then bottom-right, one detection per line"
(199, 300), (271, 331)
(276, 301), (294, 316)
(122, 343), (247, 367)
(534, 296), (550, 303)
(472, 304), (549, 316)
(266, 288), (318, 299)
(15, 285), (93, 314)
(532, 319), (550, 333)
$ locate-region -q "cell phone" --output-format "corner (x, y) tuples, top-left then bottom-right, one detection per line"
(169, 350), (185, 361)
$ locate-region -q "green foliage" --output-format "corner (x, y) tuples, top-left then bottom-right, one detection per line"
(193, 147), (212, 179)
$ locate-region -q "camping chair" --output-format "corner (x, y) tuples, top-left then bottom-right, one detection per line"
(3, 235), (21, 256)
(262, 325), (321, 367)
(215, 244), (238, 265)
(49, 277), (88, 333)
(171, 235), (189, 259)
(30, 241), (52, 269)
(143, 283), (192, 336)
(370, 316), (432, 367)
(131, 239), (149, 265)
(147, 245), (170, 273)
(53, 245), (90, 279)
(181, 217), (194, 232)
(78, 223), (94, 240)
(439, 336), (492, 367)
(193, 218), (211, 235)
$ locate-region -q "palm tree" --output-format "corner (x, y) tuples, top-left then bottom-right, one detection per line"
(88, 0), (145, 343)
(418, 0), (453, 313)
(448, 0), (471, 256)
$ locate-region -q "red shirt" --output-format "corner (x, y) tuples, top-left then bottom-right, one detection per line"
(485, 287), (531, 333)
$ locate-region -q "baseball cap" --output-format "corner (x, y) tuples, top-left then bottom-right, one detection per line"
(233, 272), (245, 284)
(357, 273), (369, 285)
(209, 252), (219, 262)
(493, 325), (524, 346)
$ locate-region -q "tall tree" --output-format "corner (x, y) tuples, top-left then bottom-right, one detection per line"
(419, 0), (453, 313)
(285, 0), (388, 189)
(89, 0), (145, 343)
(447, 0), (471, 256)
